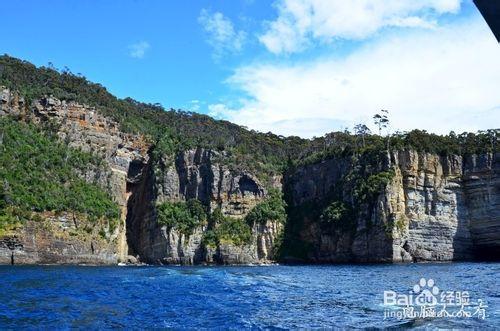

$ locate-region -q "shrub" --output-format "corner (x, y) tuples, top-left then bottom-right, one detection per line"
(319, 201), (355, 231)
(245, 189), (287, 225)
(0, 206), (26, 237)
(0, 182), (6, 211)
(0, 117), (119, 223)
(202, 207), (252, 247)
(353, 170), (394, 204)
(201, 230), (219, 248)
(320, 201), (348, 224)
(152, 132), (177, 161)
(216, 216), (252, 246)
(156, 199), (207, 236)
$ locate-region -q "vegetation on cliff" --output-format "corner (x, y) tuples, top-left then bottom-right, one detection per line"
(320, 201), (352, 230)
(156, 190), (287, 247)
(155, 199), (254, 246)
(0, 117), (120, 230)
(202, 208), (252, 247)
(1, 54), (498, 263)
(281, 127), (497, 260)
(279, 148), (396, 260)
(1, 54), (496, 183)
(211, 217), (252, 246)
(245, 189), (287, 226)
(156, 199), (207, 236)
(0, 55), (312, 181)
(295, 129), (498, 169)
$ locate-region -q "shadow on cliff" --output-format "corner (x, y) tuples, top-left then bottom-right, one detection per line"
(451, 186), (474, 261)
(460, 153), (500, 261)
(125, 158), (154, 260)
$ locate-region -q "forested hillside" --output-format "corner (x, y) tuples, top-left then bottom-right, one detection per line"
(1, 54), (496, 176)
(0, 54), (498, 265)
(0, 55), (315, 178)
(0, 117), (119, 236)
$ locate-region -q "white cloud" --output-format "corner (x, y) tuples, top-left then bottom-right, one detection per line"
(211, 19), (500, 138)
(128, 41), (150, 59)
(198, 9), (246, 59)
(189, 100), (201, 112)
(208, 103), (231, 118)
(259, 0), (461, 54)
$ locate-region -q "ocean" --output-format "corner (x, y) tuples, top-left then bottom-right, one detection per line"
(0, 263), (498, 329)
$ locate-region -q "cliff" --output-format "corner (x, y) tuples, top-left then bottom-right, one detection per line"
(0, 88), (149, 264)
(0, 83), (498, 265)
(283, 150), (499, 263)
(0, 213), (120, 265)
(126, 147), (283, 264)
(0, 88), (284, 265)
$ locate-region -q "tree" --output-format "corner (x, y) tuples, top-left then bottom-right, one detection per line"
(156, 199), (207, 236)
(373, 109), (389, 136)
(486, 129), (497, 153)
(0, 181), (6, 211)
(354, 124), (371, 148)
(245, 189), (287, 226)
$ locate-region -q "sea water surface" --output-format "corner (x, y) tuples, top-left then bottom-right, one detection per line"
(0, 263), (498, 329)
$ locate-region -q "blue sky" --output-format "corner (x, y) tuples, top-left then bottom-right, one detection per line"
(2, 0), (499, 137)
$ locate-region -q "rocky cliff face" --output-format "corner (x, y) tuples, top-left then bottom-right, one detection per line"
(126, 148), (283, 264)
(386, 151), (499, 262)
(0, 88), (149, 264)
(1, 88), (283, 265)
(0, 213), (119, 265)
(1, 86), (498, 265)
(285, 150), (499, 263)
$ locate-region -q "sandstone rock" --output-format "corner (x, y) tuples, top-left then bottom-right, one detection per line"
(286, 149), (499, 263)
(126, 148), (282, 265)
(0, 90), (149, 264)
(0, 87), (497, 265)
(0, 218), (118, 265)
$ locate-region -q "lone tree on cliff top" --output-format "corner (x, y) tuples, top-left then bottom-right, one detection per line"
(373, 109), (389, 136)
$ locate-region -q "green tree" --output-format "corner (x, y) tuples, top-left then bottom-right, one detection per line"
(354, 123), (371, 148)
(0, 182), (6, 211)
(373, 109), (389, 136)
(215, 216), (252, 246)
(156, 199), (207, 236)
(0, 117), (119, 223)
(203, 207), (253, 247)
(321, 201), (347, 223)
(245, 189), (287, 226)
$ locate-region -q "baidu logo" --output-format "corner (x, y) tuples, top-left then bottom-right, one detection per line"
(413, 278), (439, 306)
(383, 277), (488, 320)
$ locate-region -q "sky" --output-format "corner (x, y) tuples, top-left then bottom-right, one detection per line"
(1, 0), (499, 138)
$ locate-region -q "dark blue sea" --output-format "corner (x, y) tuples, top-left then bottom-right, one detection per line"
(0, 263), (498, 329)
